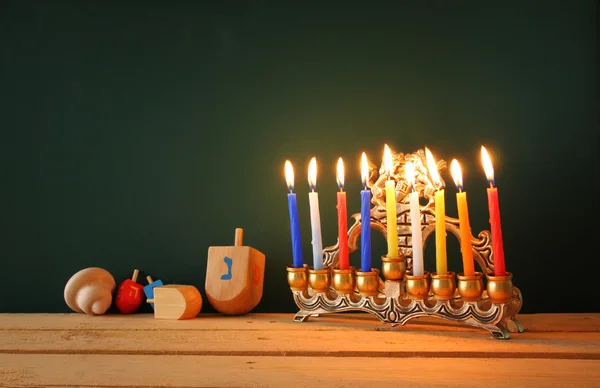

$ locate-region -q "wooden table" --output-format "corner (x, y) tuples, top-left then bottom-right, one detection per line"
(1, 313), (599, 387)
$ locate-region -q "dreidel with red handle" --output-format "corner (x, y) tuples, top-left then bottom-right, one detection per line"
(143, 275), (163, 309)
(115, 269), (144, 314)
(205, 228), (265, 315)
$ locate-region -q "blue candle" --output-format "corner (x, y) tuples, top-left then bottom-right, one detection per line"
(360, 153), (372, 272)
(285, 161), (303, 268)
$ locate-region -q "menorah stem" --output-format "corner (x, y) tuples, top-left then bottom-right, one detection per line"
(489, 324), (511, 340)
(293, 311), (312, 322)
(506, 317), (524, 333)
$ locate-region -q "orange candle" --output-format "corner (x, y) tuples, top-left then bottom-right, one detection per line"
(481, 146), (506, 276)
(336, 157), (349, 270)
(450, 159), (475, 276)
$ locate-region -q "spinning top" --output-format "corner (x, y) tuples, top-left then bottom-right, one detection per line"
(64, 267), (116, 315)
(143, 275), (164, 309)
(147, 284), (202, 320)
(205, 228), (265, 315)
(115, 269), (144, 314)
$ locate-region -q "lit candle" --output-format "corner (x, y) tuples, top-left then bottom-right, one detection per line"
(285, 161), (303, 268)
(481, 146), (506, 276)
(425, 147), (447, 275)
(450, 159), (475, 276)
(383, 144), (399, 258)
(405, 161), (424, 276)
(360, 152), (372, 272)
(308, 157), (323, 270)
(336, 157), (349, 270)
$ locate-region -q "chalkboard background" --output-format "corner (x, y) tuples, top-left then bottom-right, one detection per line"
(1, 1), (597, 314)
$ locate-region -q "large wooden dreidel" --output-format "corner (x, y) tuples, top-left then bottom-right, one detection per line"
(205, 228), (265, 315)
(147, 285), (202, 320)
(115, 269), (144, 314)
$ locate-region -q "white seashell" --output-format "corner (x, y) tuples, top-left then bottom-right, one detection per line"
(64, 267), (116, 315)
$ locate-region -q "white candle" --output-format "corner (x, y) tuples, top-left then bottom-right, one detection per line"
(405, 161), (424, 276)
(308, 157), (323, 270)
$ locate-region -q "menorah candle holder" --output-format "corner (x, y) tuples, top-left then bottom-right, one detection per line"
(286, 148), (523, 339)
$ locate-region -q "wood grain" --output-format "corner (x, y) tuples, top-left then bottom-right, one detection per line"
(0, 313), (598, 332)
(0, 313), (598, 387)
(1, 328), (599, 358)
(1, 355), (598, 388)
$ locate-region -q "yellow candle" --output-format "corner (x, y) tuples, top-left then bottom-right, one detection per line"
(425, 148), (447, 275)
(434, 189), (447, 274)
(383, 144), (399, 258)
(451, 159), (475, 276)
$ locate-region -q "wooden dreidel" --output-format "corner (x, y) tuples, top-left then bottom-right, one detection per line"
(143, 275), (164, 309)
(115, 269), (144, 314)
(64, 267), (116, 315)
(147, 285), (202, 320)
(205, 228), (265, 315)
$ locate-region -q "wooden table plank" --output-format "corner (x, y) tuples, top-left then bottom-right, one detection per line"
(1, 355), (599, 388)
(1, 313), (598, 387)
(1, 313), (598, 332)
(1, 329), (599, 359)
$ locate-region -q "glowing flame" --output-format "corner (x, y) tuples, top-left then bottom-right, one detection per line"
(425, 147), (441, 189)
(450, 159), (463, 191)
(308, 157), (317, 190)
(481, 146), (495, 186)
(383, 144), (393, 178)
(336, 157), (345, 190)
(284, 160), (294, 191)
(405, 161), (415, 192)
(361, 152), (369, 189)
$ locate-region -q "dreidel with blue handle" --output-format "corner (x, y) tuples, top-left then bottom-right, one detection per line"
(205, 228), (265, 315)
(143, 275), (163, 309)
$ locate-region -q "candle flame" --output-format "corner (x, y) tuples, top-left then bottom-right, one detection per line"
(424, 147), (441, 189)
(361, 152), (369, 189)
(405, 161), (415, 192)
(481, 146), (495, 186)
(450, 159), (463, 191)
(336, 157), (345, 190)
(308, 157), (317, 191)
(284, 160), (294, 192)
(383, 144), (393, 178)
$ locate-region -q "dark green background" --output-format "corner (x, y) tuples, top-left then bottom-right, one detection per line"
(1, 1), (597, 314)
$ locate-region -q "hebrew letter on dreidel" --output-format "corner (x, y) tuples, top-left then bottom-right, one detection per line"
(220, 257), (233, 280)
(205, 228), (265, 315)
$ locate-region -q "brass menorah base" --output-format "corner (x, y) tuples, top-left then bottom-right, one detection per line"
(285, 148), (524, 339)
(287, 264), (523, 339)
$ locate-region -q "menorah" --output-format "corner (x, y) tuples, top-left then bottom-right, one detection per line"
(286, 148), (523, 339)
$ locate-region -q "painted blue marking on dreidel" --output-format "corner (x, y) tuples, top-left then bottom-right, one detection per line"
(143, 276), (164, 309)
(221, 257), (233, 280)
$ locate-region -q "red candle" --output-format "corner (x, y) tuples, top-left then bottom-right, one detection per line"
(481, 146), (506, 276)
(336, 157), (349, 270)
